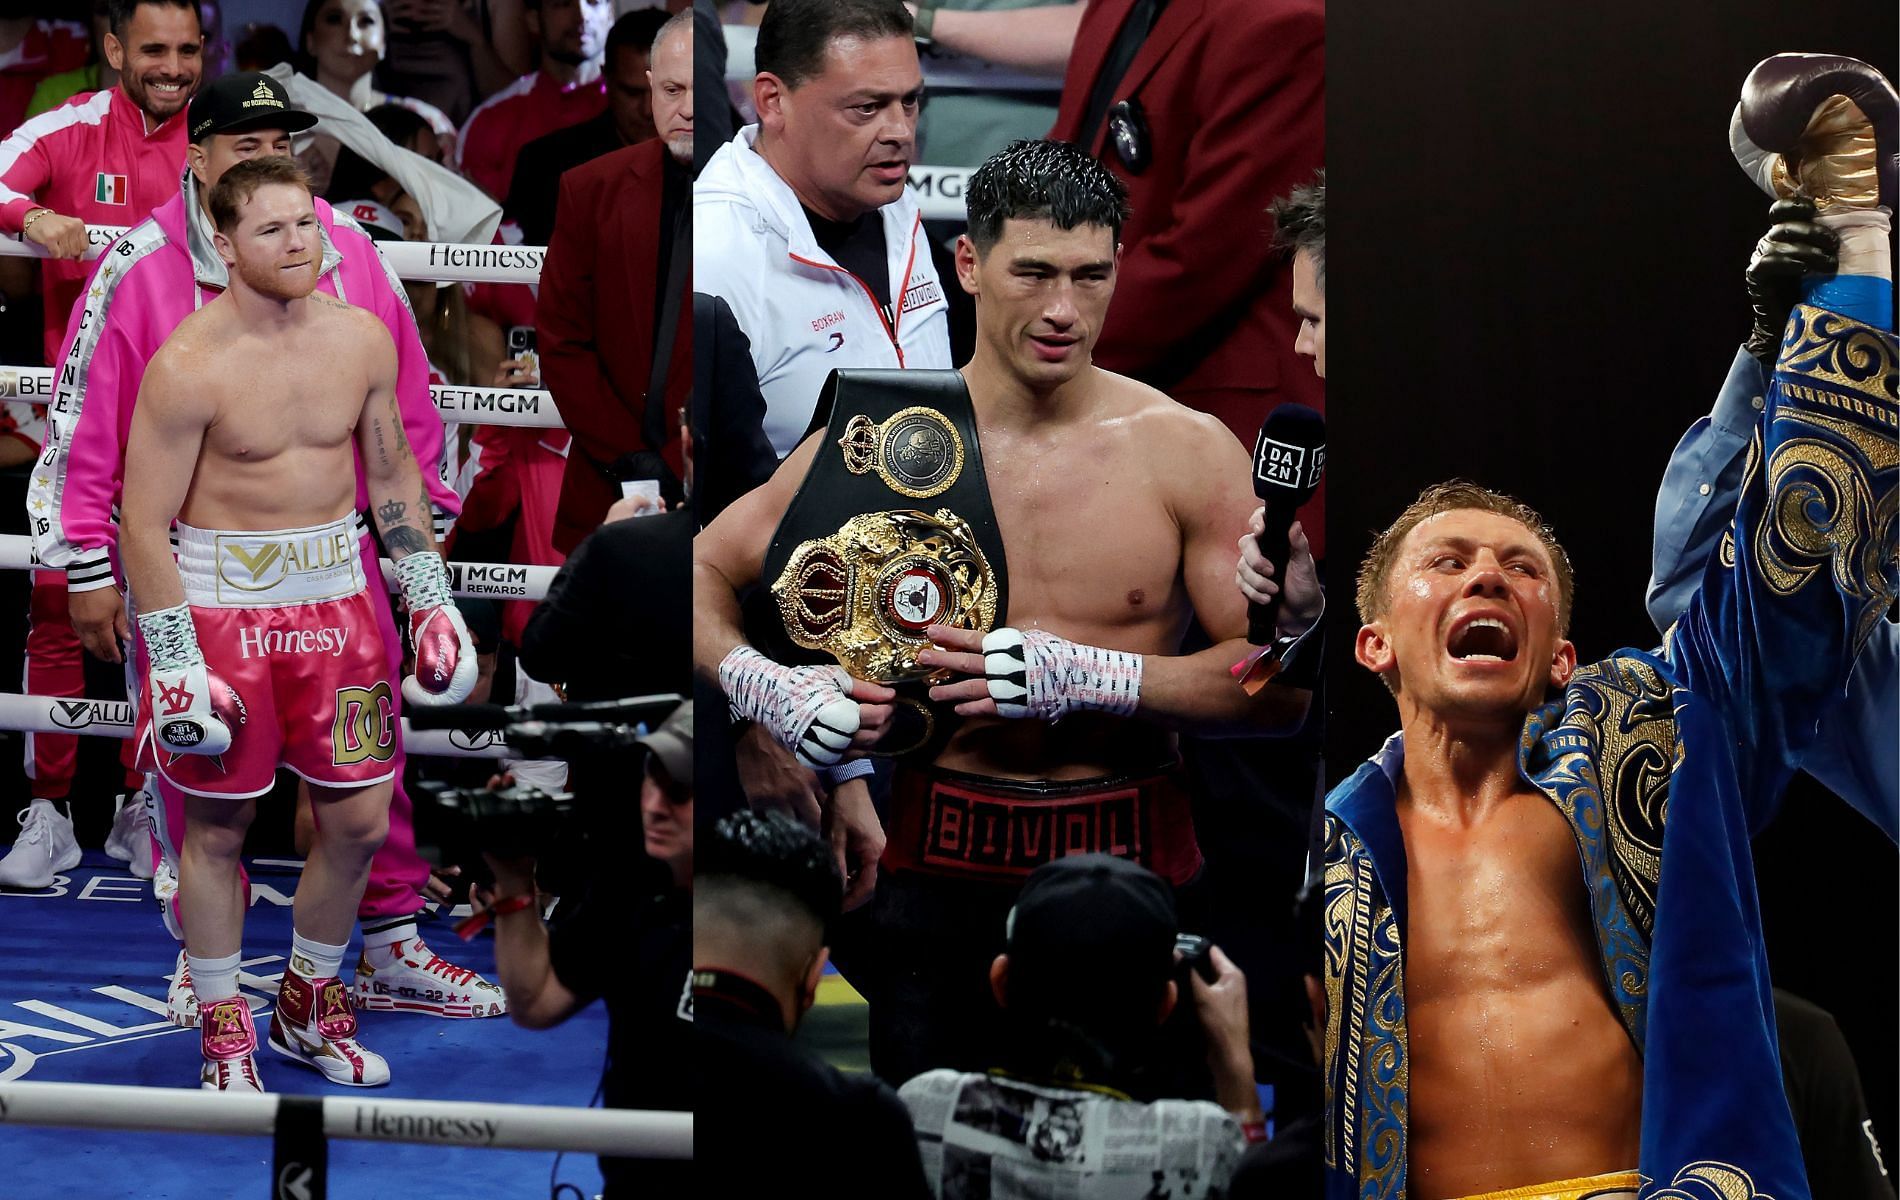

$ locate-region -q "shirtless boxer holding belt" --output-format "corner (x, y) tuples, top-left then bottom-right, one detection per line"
(121, 157), (475, 1092)
(695, 139), (1320, 1082)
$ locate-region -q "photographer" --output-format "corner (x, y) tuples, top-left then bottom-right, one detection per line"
(480, 703), (694, 1195)
(697, 811), (931, 1197)
(899, 855), (1259, 1198)
(519, 496), (691, 705)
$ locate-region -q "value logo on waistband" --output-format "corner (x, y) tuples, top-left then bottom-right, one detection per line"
(838, 406), (963, 499)
(214, 530), (357, 601)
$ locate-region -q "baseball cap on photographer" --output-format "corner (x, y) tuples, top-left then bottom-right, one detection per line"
(1005, 854), (1177, 1020)
(638, 704), (693, 789)
(189, 72), (318, 143)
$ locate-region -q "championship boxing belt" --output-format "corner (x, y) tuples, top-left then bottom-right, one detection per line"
(745, 370), (1009, 759)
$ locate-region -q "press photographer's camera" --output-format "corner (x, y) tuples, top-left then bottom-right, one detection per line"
(410, 695), (683, 856)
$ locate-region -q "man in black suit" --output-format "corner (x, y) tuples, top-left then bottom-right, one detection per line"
(519, 503), (690, 704)
(690, 290), (777, 529)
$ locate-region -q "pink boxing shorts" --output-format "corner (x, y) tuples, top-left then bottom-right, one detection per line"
(143, 516), (398, 800)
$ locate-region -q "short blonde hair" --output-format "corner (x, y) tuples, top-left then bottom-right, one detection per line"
(1355, 480), (1575, 634)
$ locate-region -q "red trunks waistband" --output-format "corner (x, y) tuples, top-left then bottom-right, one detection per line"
(883, 765), (1203, 885)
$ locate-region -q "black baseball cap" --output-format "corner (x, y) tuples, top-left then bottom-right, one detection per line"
(188, 72), (319, 143)
(1005, 854), (1177, 1015)
(638, 704), (694, 789)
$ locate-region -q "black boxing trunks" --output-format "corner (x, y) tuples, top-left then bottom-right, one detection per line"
(746, 369), (1009, 759)
(883, 763), (1204, 886)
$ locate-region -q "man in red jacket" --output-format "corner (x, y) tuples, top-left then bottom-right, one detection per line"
(537, 8), (691, 552)
(0, 0), (203, 891)
(1047, 0), (1324, 553)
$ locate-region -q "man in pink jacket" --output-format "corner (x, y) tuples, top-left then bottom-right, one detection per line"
(0, 0), (203, 888)
(27, 71), (506, 1027)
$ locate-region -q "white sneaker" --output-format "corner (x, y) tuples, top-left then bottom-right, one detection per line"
(0, 800), (81, 889)
(269, 971), (390, 1087)
(104, 787), (155, 880)
(354, 936), (508, 1018)
(167, 948), (199, 1028)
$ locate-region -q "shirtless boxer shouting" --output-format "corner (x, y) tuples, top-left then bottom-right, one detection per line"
(120, 157), (474, 1092)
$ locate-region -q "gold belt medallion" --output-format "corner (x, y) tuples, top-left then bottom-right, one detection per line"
(771, 508), (999, 683)
(837, 407), (964, 499)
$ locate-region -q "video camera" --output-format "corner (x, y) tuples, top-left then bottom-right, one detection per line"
(410, 694), (683, 857)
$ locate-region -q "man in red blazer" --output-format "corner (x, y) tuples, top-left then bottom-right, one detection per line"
(1048, 0), (1324, 552)
(537, 10), (693, 553)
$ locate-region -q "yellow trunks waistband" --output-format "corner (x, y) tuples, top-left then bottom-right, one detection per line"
(1455, 1171), (1641, 1200)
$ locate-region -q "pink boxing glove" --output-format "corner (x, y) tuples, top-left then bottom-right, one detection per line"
(393, 553), (476, 706)
(137, 603), (244, 756)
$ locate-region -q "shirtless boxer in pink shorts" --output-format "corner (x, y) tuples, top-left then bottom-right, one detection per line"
(120, 157), (475, 1092)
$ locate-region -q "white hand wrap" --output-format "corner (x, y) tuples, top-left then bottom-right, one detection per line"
(137, 603), (232, 757)
(981, 627), (1143, 721)
(719, 645), (860, 769)
(1817, 209), (1892, 278)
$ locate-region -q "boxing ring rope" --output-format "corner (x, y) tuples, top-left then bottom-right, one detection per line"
(3, 1079), (686, 1199)
(0, 1079), (691, 1157)
(0, 227), (545, 286)
(0, 534), (558, 603)
(0, 367), (564, 431)
(0, 527), (547, 756)
(0, 691), (513, 758)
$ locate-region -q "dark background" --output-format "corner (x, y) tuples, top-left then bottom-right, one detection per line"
(1329, 0), (1898, 1166)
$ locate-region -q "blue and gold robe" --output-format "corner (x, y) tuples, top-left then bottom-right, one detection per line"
(1322, 303), (1898, 1200)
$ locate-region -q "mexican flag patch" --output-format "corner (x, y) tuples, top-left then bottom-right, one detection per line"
(94, 173), (126, 205)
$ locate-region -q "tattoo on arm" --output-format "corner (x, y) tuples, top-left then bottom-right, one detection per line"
(362, 354), (437, 559)
(383, 526), (430, 555)
(386, 390), (412, 458)
(371, 482), (435, 560)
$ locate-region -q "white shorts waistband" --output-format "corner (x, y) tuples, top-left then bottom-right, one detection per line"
(175, 515), (367, 607)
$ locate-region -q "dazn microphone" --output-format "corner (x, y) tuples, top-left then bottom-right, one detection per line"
(1247, 403), (1324, 645)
